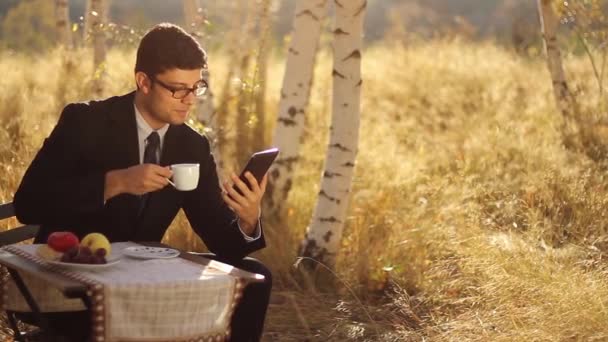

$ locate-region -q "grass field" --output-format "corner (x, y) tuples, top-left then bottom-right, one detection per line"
(1, 39), (608, 341)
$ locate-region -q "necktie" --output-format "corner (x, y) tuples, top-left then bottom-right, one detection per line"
(143, 131), (160, 164)
(138, 131), (160, 217)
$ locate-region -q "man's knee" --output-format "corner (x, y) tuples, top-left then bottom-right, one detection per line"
(192, 253), (272, 287)
(239, 257), (272, 287)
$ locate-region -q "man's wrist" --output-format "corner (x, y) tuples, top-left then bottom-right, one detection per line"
(239, 218), (257, 236)
(104, 169), (124, 201)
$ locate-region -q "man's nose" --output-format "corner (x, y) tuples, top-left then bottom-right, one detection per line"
(182, 91), (196, 105)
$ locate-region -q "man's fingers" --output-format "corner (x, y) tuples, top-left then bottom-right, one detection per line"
(230, 173), (254, 198)
(222, 191), (241, 211)
(149, 164), (173, 178)
(244, 172), (261, 193)
(260, 174), (268, 192)
(144, 175), (169, 191)
(224, 181), (245, 202)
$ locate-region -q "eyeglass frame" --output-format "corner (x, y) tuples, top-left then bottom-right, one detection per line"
(148, 74), (209, 99)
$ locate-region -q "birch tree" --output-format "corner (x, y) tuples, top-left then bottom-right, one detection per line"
(215, 1), (248, 172)
(54, 0), (75, 109)
(183, 0), (220, 166)
(537, 0), (576, 119)
(85, 0), (110, 97)
(55, 0), (72, 48)
(251, 0), (273, 153)
(299, 0), (367, 267)
(235, 1), (262, 165)
(265, 0), (328, 219)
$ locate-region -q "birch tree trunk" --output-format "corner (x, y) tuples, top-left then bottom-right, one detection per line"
(85, 0), (109, 98)
(216, 1), (247, 172)
(183, 0), (220, 169)
(253, 46), (269, 152)
(537, 0), (576, 119)
(54, 0), (74, 108)
(235, 1), (261, 165)
(252, 0), (273, 152)
(265, 0), (328, 220)
(55, 0), (72, 48)
(299, 0), (367, 267)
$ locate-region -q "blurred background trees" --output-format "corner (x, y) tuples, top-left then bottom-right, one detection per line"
(2, 0), (606, 56)
(1, 0), (58, 52)
(0, 0), (553, 53)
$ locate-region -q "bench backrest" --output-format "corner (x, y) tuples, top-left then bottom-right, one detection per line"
(0, 202), (39, 246)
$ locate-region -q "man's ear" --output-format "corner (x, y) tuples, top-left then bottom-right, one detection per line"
(135, 72), (151, 94)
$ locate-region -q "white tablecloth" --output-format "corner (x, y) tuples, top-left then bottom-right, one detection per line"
(1, 242), (243, 342)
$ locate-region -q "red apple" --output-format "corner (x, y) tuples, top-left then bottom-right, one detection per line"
(47, 231), (80, 253)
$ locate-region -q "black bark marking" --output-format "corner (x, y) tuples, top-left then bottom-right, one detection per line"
(275, 156), (299, 172)
(299, 238), (330, 262)
(298, 82), (303, 88)
(278, 117), (297, 126)
(342, 161), (355, 167)
(319, 189), (340, 203)
(355, 79), (362, 87)
(296, 9), (320, 21)
(332, 69), (346, 79)
(334, 0), (344, 9)
(330, 143), (351, 152)
(281, 91), (287, 99)
(320, 216), (341, 223)
(285, 178), (293, 194)
(288, 106), (298, 118)
(324, 171), (343, 178)
(334, 28), (349, 36)
(271, 168), (280, 179)
(323, 230), (333, 243)
(342, 50), (361, 62)
(354, 1), (367, 17)
(343, 103), (348, 107)
(288, 47), (299, 56)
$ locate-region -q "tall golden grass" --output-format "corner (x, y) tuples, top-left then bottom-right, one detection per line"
(2, 39), (608, 340)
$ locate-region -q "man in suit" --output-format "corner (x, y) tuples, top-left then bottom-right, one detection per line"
(13, 23), (271, 342)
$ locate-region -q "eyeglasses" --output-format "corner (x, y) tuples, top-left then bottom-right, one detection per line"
(150, 75), (208, 99)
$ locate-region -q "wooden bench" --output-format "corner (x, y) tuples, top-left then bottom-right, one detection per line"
(0, 202), (39, 247)
(0, 201), (41, 341)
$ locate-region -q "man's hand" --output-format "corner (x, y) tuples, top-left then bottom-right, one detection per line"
(104, 164), (173, 201)
(222, 172), (268, 236)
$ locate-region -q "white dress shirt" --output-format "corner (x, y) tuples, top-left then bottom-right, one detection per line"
(133, 104), (260, 241)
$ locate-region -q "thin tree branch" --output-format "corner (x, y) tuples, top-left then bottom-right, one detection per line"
(575, 27), (602, 95)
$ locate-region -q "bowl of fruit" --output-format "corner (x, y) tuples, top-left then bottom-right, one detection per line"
(37, 232), (120, 270)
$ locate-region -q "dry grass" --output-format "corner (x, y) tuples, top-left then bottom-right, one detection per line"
(2, 39), (608, 341)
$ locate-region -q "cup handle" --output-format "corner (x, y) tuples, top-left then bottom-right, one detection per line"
(167, 179), (176, 188)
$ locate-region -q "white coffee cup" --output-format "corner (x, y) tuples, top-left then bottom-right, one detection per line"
(170, 163), (199, 191)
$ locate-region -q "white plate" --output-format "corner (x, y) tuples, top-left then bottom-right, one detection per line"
(47, 258), (120, 271)
(122, 246), (180, 259)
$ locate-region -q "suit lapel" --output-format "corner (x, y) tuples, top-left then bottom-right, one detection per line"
(160, 125), (180, 166)
(103, 92), (141, 239)
(107, 92), (140, 168)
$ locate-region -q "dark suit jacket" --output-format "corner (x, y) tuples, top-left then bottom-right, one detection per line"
(13, 92), (265, 261)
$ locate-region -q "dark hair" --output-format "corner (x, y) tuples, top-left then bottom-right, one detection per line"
(135, 23), (207, 77)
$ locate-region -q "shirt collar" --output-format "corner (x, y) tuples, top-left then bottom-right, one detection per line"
(133, 103), (170, 140)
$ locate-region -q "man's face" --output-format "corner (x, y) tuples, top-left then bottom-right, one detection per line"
(139, 68), (205, 128)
